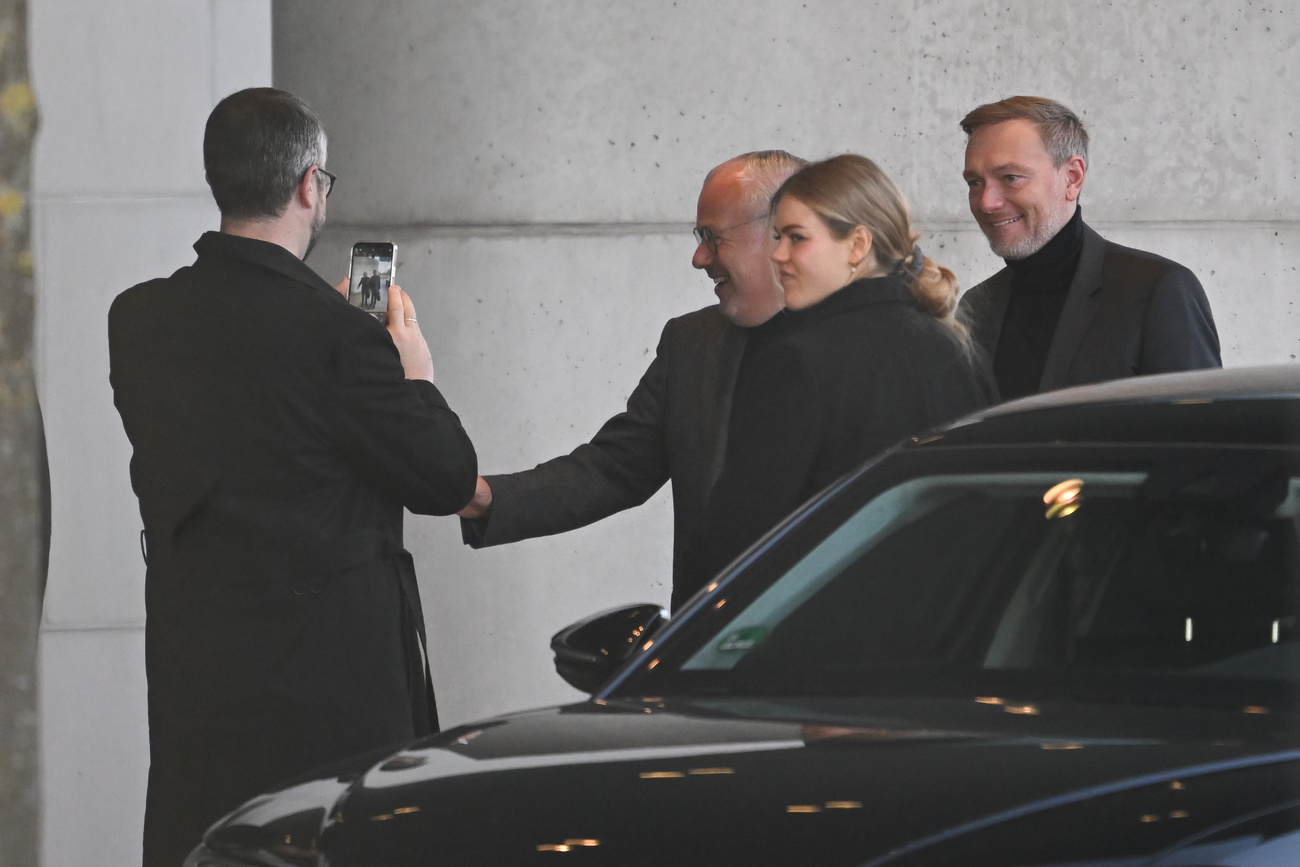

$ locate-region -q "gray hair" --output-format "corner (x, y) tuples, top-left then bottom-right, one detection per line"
(707, 150), (809, 214)
(203, 88), (328, 220)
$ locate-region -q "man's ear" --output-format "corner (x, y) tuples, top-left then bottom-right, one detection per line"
(1064, 155), (1086, 203)
(295, 166), (319, 209)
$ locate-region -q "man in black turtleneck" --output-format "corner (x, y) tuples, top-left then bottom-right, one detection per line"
(957, 96), (1220, 401)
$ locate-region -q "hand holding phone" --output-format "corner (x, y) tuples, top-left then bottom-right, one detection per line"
(347, 241), (397, 321)
(386, 286), (434, 382)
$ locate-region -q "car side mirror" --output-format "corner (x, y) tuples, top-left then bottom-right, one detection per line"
(550, 603), (668, 694)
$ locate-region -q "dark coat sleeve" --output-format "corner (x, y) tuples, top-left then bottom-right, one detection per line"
(460, 320), (674, 547)
(333, 319), (479, 516)
(1137, 261), (1221, 374)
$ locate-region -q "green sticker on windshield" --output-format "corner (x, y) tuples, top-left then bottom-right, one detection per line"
(718, 627), (768, 653)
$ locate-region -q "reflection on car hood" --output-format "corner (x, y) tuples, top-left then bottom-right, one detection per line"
(200, 696), (1300, 866)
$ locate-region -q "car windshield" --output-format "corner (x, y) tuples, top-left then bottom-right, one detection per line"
(618, 446), (1300, 706)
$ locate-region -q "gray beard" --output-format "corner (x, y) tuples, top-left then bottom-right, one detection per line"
(988, 209), (1070, 261)
(303, 202), (326, 260)
(304, 225), (321, 260)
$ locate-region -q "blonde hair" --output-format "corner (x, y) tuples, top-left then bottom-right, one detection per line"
(771, 154), (964, 330)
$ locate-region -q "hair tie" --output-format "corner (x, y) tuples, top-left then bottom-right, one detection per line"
(908, 245), (925, 277)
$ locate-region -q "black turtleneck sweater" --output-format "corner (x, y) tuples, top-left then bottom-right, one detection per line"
(727, 309), (792, 439)
(993, 206), (1084, 400)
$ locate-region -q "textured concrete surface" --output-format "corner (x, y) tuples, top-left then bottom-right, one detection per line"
(278, 1), (1298, 225)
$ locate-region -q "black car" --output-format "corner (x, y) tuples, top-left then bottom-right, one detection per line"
(187, 365), (1300, 866)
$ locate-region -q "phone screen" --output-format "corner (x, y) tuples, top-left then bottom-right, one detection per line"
(348, 241), (397, 321)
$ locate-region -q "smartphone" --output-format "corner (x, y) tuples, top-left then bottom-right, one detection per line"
(348, 241), (397, 321)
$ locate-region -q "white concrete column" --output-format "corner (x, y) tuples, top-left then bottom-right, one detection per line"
(30, 2), (270, 863)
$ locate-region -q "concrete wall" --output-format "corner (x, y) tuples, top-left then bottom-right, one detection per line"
(27, 0), (1298, 863)
(275, 0), (1300, 730)
(31, 2), (271, 864)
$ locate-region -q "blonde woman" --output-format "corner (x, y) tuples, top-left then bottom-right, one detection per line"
(678, 154), (993, 607)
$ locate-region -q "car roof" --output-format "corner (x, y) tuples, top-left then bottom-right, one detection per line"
(922, 365), (1300, 448)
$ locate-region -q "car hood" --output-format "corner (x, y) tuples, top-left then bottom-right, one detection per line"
(197, 695), (1300, 866)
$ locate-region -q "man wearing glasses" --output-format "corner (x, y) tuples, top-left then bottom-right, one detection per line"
(109, 87), (478, 867)
(459, 151), (805, 611)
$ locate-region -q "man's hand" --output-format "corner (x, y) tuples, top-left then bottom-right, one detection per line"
(457, 476), (493, 519)
(386, 286), (435, 382)
(333, 277), (349, 298)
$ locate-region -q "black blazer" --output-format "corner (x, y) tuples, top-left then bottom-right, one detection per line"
(959, 222), (1221, 393)
(681, 275), (992, 607)
(462, 305), (747, 596)
(109, 232), (477, 867)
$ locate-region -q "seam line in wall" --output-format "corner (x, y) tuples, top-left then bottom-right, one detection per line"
(32, 194), (213, 205)
(41, 622), (146, 634)
(325, 220), (1300, 240)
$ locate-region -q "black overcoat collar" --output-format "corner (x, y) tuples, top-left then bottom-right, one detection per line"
(193, 231), (338, 295)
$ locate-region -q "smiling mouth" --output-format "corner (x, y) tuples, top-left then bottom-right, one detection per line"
(990, 215), (1024, 228)
(712, 274), (728, 286)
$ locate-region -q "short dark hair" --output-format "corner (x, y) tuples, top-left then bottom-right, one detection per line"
(203, 88), (327, 220)
(960, 96), (1089, 168)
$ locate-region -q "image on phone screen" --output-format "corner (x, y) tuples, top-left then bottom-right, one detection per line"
(348, 242), (396, 321)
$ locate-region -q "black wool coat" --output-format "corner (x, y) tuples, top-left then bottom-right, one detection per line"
(680, 274), (993, 607)
(109, 231), (477, 867)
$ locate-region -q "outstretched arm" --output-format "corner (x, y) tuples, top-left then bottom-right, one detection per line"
(459, 321), (678, 547)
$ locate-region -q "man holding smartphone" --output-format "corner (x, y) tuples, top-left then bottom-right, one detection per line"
(108, 87), (478, 867)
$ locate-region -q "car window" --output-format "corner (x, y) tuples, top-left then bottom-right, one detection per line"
(628, 449), (1300, 702)
(683, 472), (1146, 672)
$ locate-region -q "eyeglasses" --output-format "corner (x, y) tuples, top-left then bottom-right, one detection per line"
(693, 214), (767, 254)
(314, 166), (337, 198)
